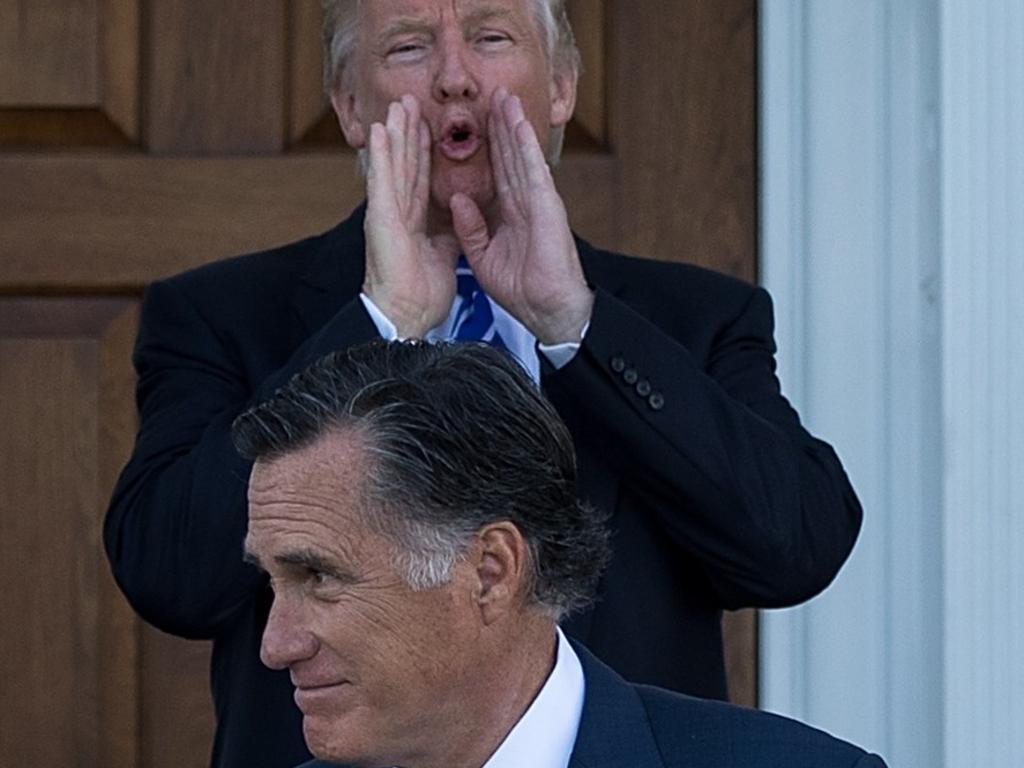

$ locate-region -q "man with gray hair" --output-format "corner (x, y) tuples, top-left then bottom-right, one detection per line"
(235, 340), (884, 768)
(106, 1), (864, 766)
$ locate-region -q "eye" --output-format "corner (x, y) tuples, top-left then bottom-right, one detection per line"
(308, 569), (334, 587)
(387, 39), (429, 59)
(476, 32), (512, 47)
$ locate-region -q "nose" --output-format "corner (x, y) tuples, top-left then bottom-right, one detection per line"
(432, 34), (479, 102)
(260, 592), (318, 670)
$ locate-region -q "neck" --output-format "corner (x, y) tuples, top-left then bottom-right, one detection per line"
(411, 616), (558, 768)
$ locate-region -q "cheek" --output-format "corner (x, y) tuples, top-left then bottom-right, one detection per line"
(369, 70), (433, 106)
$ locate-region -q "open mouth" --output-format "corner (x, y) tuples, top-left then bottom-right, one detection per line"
(439, 118), (483, 161)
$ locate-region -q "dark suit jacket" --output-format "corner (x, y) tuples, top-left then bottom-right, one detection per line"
(105, 204), (862, 768)
(300, 643), (887, 768)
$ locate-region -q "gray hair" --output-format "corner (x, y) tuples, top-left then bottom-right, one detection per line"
(321, 0), (580, 163)
(233, 341), (609, 621)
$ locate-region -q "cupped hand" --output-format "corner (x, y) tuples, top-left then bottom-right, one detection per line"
(363, 95), (459, 338)
(450, 88), (594, 345)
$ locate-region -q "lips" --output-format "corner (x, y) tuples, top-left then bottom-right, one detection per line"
(293, 680), (349, 711)
(438, 114), (483, 162)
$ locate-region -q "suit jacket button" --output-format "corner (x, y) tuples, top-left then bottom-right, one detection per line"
(636, 380), (652, 397)
(649, 392), (665, 411)
(610, 356), (626, 373)
(623, 368), (639, 385)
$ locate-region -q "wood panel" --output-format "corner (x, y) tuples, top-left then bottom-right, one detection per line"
(724, 610), (757, 707)
(567, 0), (607, 146)
(0, 0), (139, 146)
(0, 299), (140, 768)
(99, 0), (141, 139)
(0, 154), (362, 288)
(289, 0), (329, 145)
(610, 0), (757, 280)
(146, 0), (287, 154)
(0, 0), (100, 106)
(141, 629), (216, 768)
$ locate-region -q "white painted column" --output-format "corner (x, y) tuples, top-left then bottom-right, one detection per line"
(762, 1), (1024, 766)
(940, 2), (1024, 766)
(759, 1), (943, 765)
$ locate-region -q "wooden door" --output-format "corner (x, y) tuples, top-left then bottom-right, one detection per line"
(0, 2), (757, 765)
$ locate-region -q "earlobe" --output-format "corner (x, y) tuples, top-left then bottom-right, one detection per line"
(331, 86), (367, 149)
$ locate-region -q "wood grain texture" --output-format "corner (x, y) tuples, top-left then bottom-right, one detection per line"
(96, 301), (143, 768)
(0, 154), (363, 289)
(567, 0), (607, 146)
(0, 108), (132, 148)
(723, 609), (758, 707)
(609, 0), (757, 281)
(0, 0), (139, 146)
(289, 0), (328, 145)
(145, 0), (287, 153)
(0, 0), (99, 106)
(100, 0), (140, 140)
(140, 629), (214, 768)
(0, 299), (139, 768)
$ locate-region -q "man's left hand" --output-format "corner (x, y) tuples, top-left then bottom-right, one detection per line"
(450, 88), (594, 346)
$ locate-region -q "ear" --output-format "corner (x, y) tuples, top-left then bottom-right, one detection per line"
(548, 65), (578, 129)
(470, 522), (530, 626)
(330, 81), (367, 150)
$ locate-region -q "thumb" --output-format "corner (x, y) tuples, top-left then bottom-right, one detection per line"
(450, 193), (491, 264)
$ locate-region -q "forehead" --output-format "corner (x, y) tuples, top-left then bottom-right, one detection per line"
(359, 0), (537, 30)
(245, 434), (374, 555)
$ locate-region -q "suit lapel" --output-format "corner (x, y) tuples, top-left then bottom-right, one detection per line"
(292, 203), (368, 336)
(568, 643), (666, 768)
(290, 216), (636, 340)
(574, 236), (651, 318)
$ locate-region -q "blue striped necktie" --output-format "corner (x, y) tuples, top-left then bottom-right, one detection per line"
(453, 257), (505, 348)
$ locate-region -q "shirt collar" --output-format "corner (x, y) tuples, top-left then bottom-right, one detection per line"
(481, 628), (586, 768)
(425, 290), (540, 383)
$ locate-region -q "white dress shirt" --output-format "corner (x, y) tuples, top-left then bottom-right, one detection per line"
(360, 291), (584, 383)
(481, 628), (586, 768)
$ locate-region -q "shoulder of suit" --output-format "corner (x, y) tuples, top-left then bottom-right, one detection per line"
(158, 223), (342, 293)
(576, 239), (770, 333)
(633, 684), (874, 767)
(577, 239), (762, 302)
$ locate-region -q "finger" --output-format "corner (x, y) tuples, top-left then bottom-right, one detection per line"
(401, 94), (420, 207)
(503, 95), (531, 188)
(494, 90), (524, 195)
(367, 122), (393, 206)
(488, 110), (511, 199)
(412, 119), (431, 226)
(514, 115), (552, 189)
(450, 193), (492, 265)
(386, 101), (406, 204)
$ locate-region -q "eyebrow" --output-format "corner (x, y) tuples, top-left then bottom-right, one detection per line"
(378, 7), (524, 42)
(378, 17), (435, 42)
(276, 548), (360, 584)
(243, 548), (264, 571)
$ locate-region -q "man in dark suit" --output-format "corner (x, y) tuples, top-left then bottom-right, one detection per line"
(234, 341), (884, 768)
(105, 1), (863, 766)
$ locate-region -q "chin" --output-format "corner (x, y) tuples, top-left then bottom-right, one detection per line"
(431, 164), (496, 214)
(303, 719), (366, 766)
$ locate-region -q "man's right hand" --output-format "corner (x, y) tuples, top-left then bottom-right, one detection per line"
(363, 95), (459, 338)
